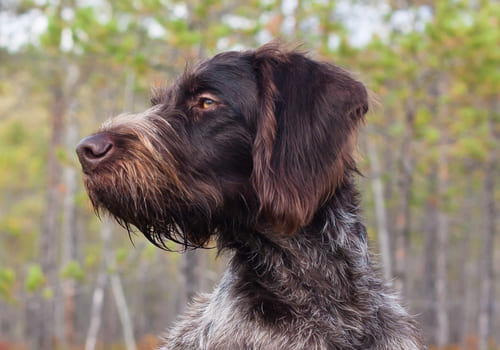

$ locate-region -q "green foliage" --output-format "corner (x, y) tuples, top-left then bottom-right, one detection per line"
(0, 267), (16, 302)
(25, 264), (46, 293)
(116, 247), (129, 264)
(3, 120), (26, 145)
(107, 265), (117, 275)
(40, 12), (64, 49)
(60, 260), (85, 281)
(0, 119), (46, 190)
(454, 137), (488, 161)
(1, 0), (499, 346)
(143, 243), (157, 259)
(422, 126), (440, 144)
(42, 286), (54, 299)
(2, 216), (24, 237)
(84, 250), (99, 269)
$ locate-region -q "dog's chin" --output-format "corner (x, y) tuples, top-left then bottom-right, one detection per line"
(84, 183), (215, 250)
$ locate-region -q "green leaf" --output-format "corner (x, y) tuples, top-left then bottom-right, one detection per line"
(454, 138), (487, 160)
(0, 267), (16, 301)
(25, 265), (46, 293)
(42, 286), (54, 299)
(60, 260), (85, 281)
(116, 247), (128, 264)
(423, 127), (440, 144)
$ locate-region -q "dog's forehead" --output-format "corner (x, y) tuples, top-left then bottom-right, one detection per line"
(186, 52), (255, 89)
(198, 50), (248, 70)
(152, 51), (256, 107)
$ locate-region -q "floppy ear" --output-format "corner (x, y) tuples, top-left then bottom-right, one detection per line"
(251, 44), (368, 234)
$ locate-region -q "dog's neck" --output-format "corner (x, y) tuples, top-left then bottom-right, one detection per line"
(226, 177), (375, 319)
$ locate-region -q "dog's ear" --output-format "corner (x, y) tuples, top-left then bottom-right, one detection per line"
(251, 44), (368, 234)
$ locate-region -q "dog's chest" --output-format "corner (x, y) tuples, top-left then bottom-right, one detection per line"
(159, 265), (423, 350)
(161, 269), (330, 350)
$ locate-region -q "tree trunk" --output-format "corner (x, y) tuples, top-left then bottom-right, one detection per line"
(423, 172), (437, 345)
(84, 270), (108, 350)
(434, 77), (451, 349)
(84, 219), (111, 350)
(55, 98), (80, 348)
(435, 147), (449, 349)
(294, 0), (304, 40)
(477, 135), (497, 350)
(459, 174), (474, 349)
(394, 102), (415, 297)
(110, 273), (137, 350)
(366, 135), (392, 280)
(34, 61), (81, 350)
(101, 218), (137, 350)
(34, 78), (66, 350)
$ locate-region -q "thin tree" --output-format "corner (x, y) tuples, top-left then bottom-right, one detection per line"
(366, 134), (392, 280)
(477, 114), (498, 350)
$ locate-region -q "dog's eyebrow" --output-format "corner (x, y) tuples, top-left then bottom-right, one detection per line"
(196, 92), (219, 101)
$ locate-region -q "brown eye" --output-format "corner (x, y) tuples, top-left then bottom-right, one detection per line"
(201, 98), (215, 109)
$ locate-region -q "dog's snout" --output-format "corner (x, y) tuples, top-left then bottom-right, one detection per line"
(76, 133), (114, 172)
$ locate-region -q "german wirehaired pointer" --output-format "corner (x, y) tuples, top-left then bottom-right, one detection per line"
(77, 43), (424, 349)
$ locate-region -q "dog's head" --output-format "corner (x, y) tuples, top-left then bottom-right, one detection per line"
(76, 43), (368, 249)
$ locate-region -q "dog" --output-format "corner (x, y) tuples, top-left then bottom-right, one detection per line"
(76, 42), (424, 349)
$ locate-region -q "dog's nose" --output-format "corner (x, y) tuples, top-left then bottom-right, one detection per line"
(76, 133), (114, 172)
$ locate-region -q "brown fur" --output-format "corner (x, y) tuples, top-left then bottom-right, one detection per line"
(76, 43), (425, 349)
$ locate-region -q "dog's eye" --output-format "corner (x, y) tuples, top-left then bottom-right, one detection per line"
(200, 98), (215, 109)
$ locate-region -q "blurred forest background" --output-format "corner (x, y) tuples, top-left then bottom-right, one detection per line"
(0, 0), (499, 349)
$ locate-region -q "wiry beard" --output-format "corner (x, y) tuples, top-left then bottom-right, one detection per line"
(82, 109), (221, 250)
